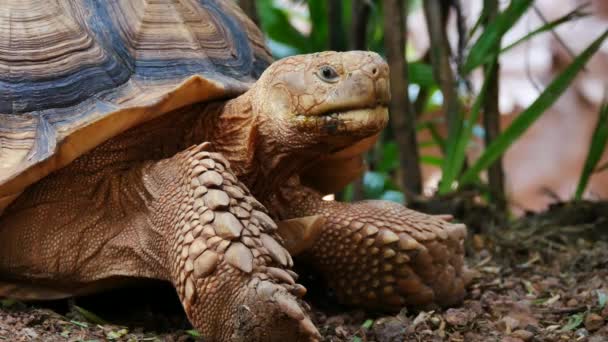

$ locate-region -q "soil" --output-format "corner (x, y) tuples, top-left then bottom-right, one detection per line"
(1, 201), (607, 342)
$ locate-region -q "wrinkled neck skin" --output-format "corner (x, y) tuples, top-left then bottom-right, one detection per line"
(187, 90), (333, 199)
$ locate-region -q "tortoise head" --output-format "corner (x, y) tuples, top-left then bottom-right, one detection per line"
(250, 51), (390, 150)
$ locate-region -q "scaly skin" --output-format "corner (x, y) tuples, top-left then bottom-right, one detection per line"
(0, 142), (319, 341)
(1, 51), (467, 340)
(270, 177), (468, 311)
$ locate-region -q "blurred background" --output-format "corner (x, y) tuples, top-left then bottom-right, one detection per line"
(239, 0), (608, 217)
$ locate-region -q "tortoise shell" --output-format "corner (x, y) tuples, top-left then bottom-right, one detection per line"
(0, 0), (272, 212)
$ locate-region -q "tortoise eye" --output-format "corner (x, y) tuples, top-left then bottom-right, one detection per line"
(317, 66), (339, 82)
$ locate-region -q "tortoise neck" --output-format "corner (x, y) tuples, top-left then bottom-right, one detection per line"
(195, 92), (325, 199)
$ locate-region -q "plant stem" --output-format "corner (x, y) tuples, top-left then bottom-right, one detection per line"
(349, 0), (372, 201)
(424, 0), (462, 192)
(482, 0), (506, 210)
(328, 0), (346, 51)
(383, 0), (422, 196)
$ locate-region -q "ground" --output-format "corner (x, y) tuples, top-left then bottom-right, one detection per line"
(1, 201), (607, 342)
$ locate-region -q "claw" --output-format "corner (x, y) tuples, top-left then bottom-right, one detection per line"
(276, 295), (305, 320)
(299, 317), (322, 341)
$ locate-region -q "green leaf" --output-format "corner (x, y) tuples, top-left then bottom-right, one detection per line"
(70, 320), (89, 328)
(72, 305), (108, 325)
(107, 329), (129, 340)
(307, 0), (328, 50)
(500, 5), (589, 57)
(408, 62), (435, 86)
(463, 0), (533, 74)
(439, 61), (495, 194)
(257, 0), (311, 55)
(575, 100), (608, 200)
(461, 29), (608, 185)
(421, 155), (443, 166)
(186, 329), (202, 338)
(361, 319), (374, 329)
(378, 142), (399, 173)
(560, 313), (585, 332)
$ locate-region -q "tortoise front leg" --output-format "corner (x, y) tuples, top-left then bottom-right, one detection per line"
(143, 144), (319, 341)
(270, 177), (468, 311)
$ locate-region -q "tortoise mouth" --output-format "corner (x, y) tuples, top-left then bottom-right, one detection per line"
(295, 105), (389, 135)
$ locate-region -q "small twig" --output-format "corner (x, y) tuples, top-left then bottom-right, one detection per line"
(383, 0), (423, 195)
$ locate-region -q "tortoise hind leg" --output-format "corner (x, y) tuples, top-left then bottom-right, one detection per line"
(144, 143), (319, 341)
(270, 177), (468, 311)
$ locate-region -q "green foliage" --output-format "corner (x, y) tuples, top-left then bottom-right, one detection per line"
(461, 29), (608, 185)
(559, 312), (585, 332)
(254, 0), (608, 208)
(575, 101), (608, 200)
(462, 0), (533, 73)
(71, 305), (108, 325)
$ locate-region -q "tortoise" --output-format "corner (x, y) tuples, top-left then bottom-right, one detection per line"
(0, 1), (468, 341)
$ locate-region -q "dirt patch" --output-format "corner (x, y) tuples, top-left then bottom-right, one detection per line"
(1, 202), (607, 341)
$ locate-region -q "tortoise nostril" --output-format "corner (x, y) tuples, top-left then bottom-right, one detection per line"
(372, 67), (378, 75)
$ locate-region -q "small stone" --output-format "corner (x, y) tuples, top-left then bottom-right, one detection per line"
(203, 189), (230, 210)
(566, 298), (579, 307)
(511, 330), (533, 341)
(214, 211), (244, 239)
(584, 313), (604, 331)
(198, 170), (223, 187)
(444, 308), (470, 327)
(225, 242), (253, 273)
(497, 316), (520, 333)
(193, 250), (219, 278)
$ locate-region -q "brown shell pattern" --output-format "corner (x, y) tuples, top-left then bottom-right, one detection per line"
(0, 0), (272, 212)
